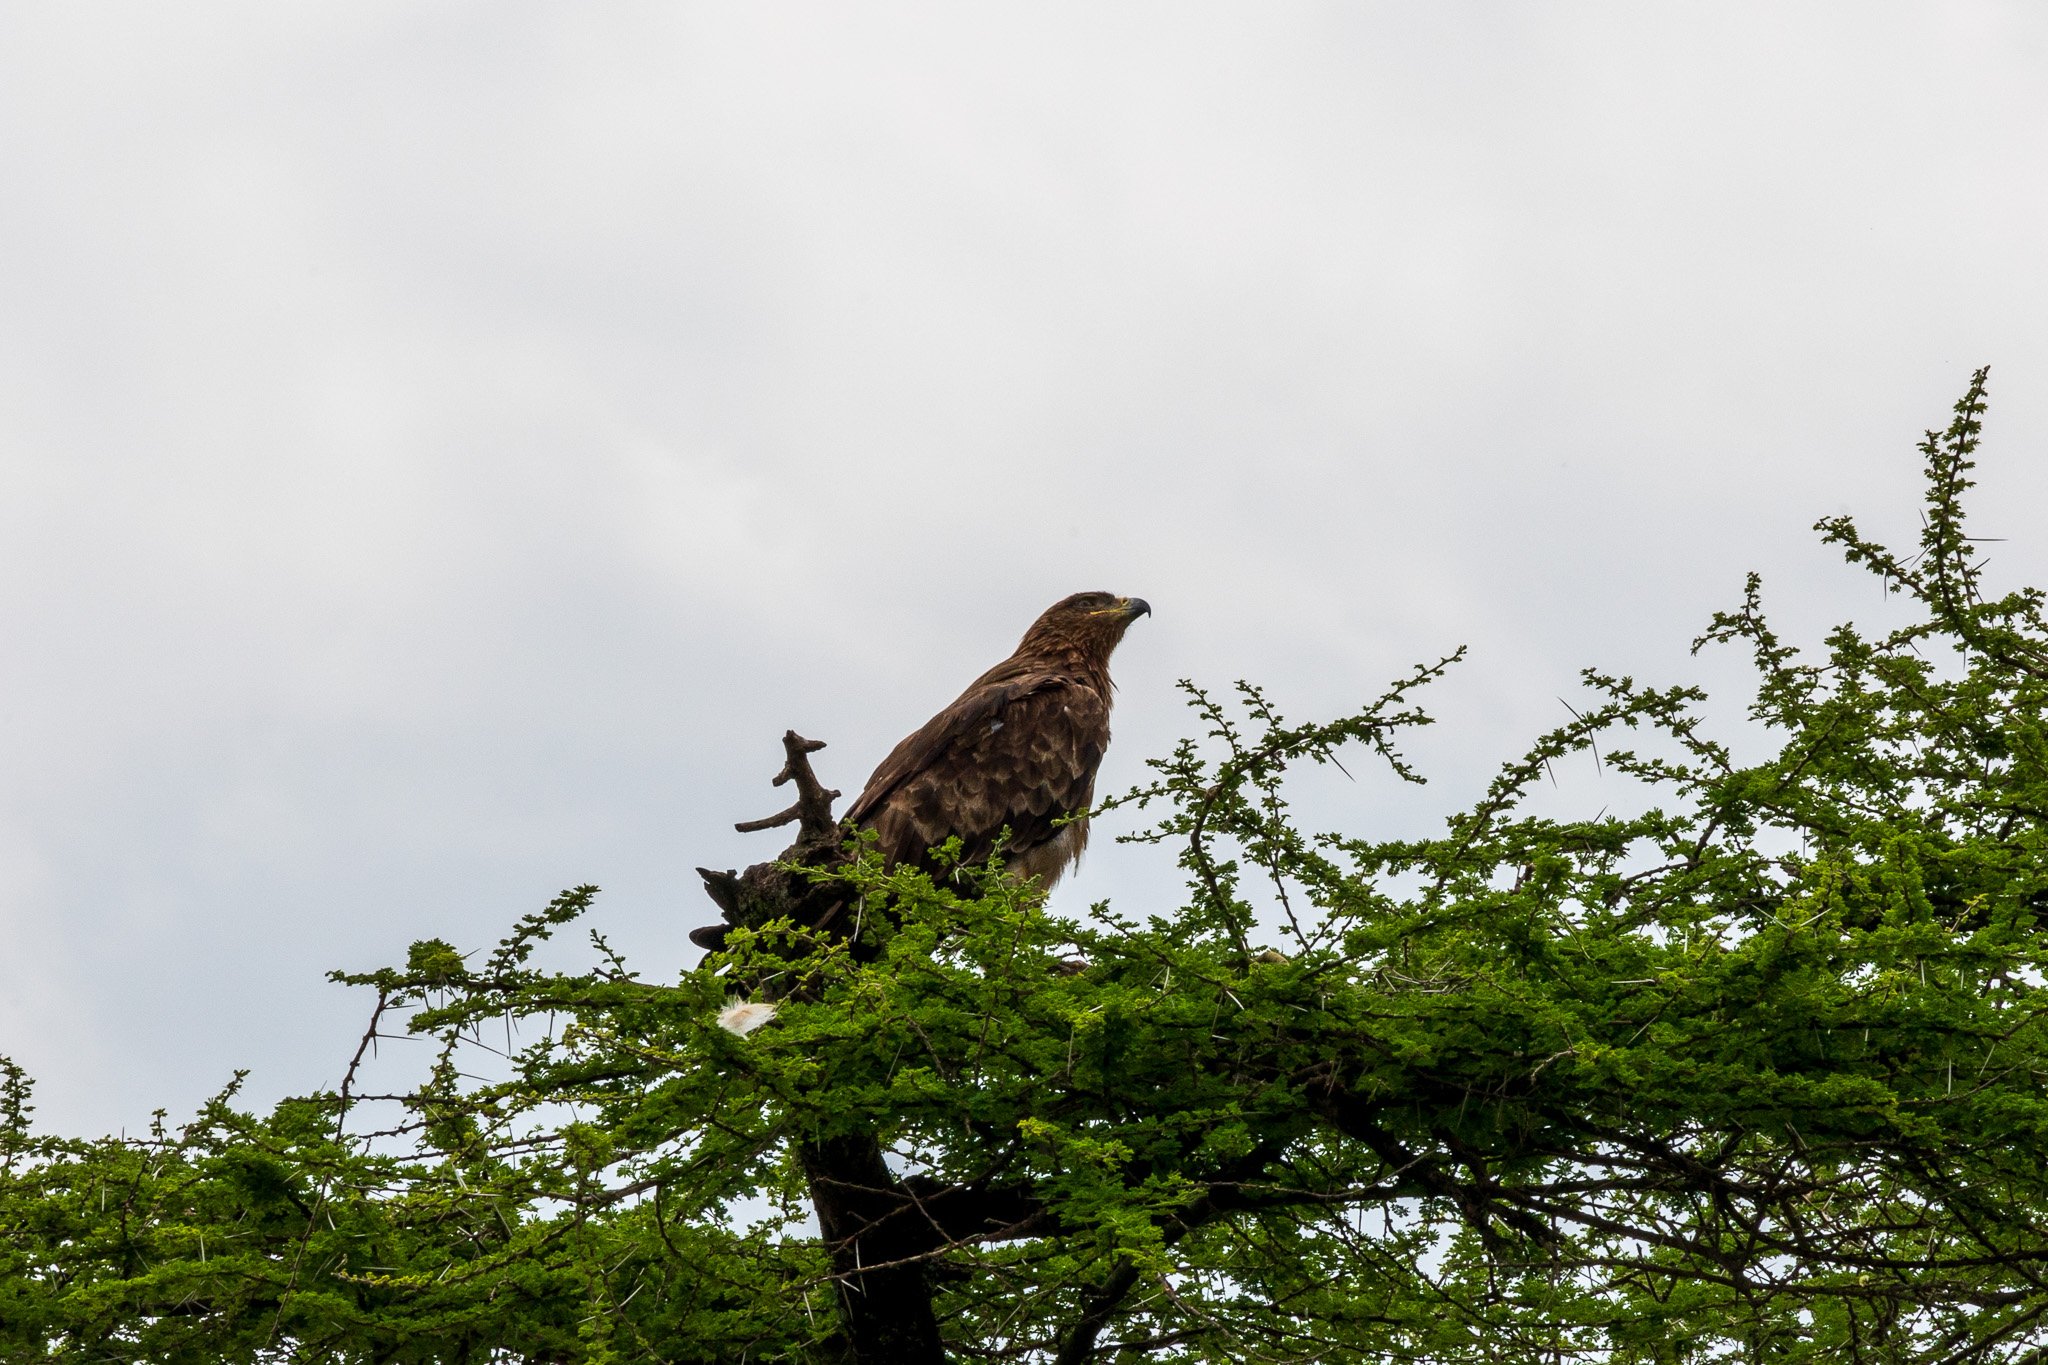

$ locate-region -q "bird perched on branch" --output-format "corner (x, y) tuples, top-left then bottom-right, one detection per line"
(847, 590), (1151, 887)
(689, 592), (1149, 952)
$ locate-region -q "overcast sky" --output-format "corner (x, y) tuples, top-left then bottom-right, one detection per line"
(4, 3), (2046, 1138)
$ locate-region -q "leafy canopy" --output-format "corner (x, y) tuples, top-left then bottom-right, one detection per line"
(6, 371), (2048, 1363)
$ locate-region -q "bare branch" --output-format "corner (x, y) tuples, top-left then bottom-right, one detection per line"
(733, 730), (841, 837)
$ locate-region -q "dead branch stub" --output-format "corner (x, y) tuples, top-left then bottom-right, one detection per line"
(690, 730), (852, 952)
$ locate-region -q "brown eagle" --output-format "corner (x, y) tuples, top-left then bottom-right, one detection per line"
(846, 590), (1150, 886)
(689, 592), (1148, 952)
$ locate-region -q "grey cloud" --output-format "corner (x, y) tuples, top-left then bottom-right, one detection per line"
(2, 2), (2045, 1135)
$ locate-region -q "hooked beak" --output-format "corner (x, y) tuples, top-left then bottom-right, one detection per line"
(1121, 597), (1152, 621)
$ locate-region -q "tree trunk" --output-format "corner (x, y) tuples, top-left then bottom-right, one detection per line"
(800, 1134), (948, 1365)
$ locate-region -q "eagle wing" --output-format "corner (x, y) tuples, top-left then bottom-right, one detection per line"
(846, 669), (1109, 884)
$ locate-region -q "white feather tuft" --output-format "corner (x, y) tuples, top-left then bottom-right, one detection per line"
(716, 1001), (778, 1036)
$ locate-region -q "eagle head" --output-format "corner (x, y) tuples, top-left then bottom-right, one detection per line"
(1018, 591), (1151, 669)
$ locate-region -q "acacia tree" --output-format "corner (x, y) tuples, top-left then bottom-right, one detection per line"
(7, 371), (2048, 1363)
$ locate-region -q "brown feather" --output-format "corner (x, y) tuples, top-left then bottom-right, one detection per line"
(845, 592), (1146, 889)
